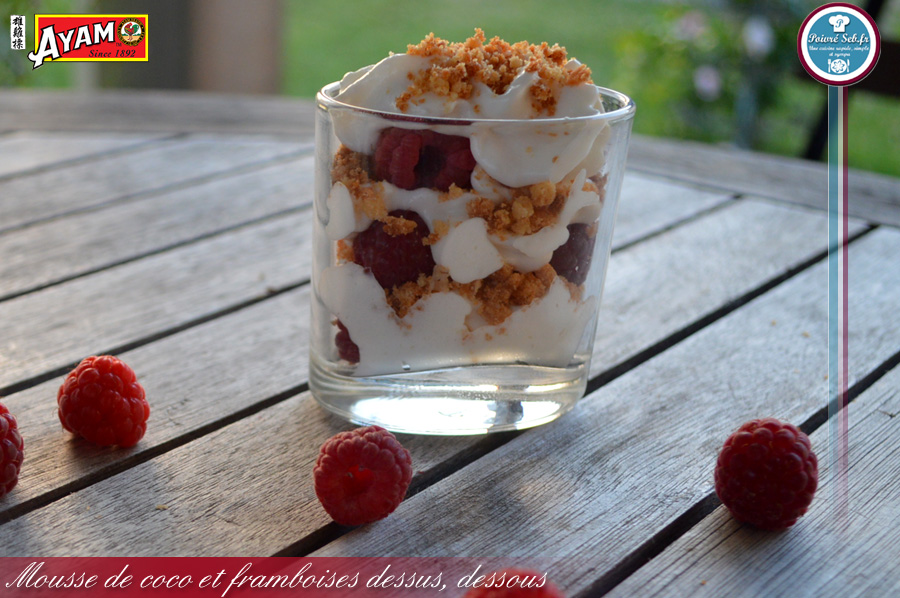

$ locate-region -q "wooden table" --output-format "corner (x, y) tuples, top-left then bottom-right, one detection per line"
(1, 89), (899, 596)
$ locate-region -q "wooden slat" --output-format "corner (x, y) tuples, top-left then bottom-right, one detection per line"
(613, 173), (732, 248)
(0, 387), (486, 556)
(0, 89), (316, 137)
(2, 90), (896, 226)
(0, 289), (309, 518)
(0, 198), (871, 556)
(0, 135), (308, 232)
(0, 177), (750, 514)
(306, 229), (900, 598)
(628, 136), (900, 228)
(0, 155), (314, 300)
(0, 172), (724, 389)
(607, 365), (900, 598)
(0, 132), (166, 179)
(591, 197), (867, 380)
(0, 210), (312, 391)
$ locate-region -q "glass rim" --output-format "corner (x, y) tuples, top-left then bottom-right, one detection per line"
(316, 80), (635, 126)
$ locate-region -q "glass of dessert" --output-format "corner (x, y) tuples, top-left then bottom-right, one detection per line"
(310, 30), (635, 434)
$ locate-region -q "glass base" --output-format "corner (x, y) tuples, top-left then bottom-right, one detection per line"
(309, 355), (587, 435)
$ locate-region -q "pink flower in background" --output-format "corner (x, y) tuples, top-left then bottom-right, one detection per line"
(674, 11), (708, 41)
(742, 16), (775, 59)
(693, 65), (722, 101)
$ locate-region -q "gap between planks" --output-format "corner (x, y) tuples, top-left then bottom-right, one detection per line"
(0, 152), (314, 303)
(0, 174), (732, 395)
(304, 227), (900, 595)
(603, 360), (900, 598)
(0, 132), (182, 183)
(577, 341), (900, 597)
(0, 137), (313, 236)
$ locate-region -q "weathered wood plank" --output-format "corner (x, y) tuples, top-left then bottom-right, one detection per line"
(0, 155), (314, 300)
(0, 171), (725, 388)
(0, 132), (166, 179)
(0, 199), (875, 556)
(0, 90), (316, 137)
(0, 166), (722, 303)
(607, 365), (900, 598)
(306, 229), (900, 598)
(0, 288), (310, 519)
(613, 173), (732, 249)
(0, 185), (736, 518)
(592, 197), (867, 380)
(628, 136), (900, 228)
(0, 387), (488, 557)
(0, 135), (308, 232)
(3, 87), (897, 228)
(0, 210), (312, 391)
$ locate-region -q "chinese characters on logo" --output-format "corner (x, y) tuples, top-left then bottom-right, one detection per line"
(10, 15), (25, 50)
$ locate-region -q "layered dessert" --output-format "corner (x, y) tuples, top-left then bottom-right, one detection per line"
(316, 30), (615, 377)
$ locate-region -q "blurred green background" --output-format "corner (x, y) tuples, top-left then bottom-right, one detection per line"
(3, 0), (898, 176)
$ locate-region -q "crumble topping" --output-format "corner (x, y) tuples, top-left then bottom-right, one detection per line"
(456, 264), (557, 325)
(331, 147), (388, 221)
(466, 178), (575, 237)
(381, 262), (560, 325)
(398, 29), (593, 116)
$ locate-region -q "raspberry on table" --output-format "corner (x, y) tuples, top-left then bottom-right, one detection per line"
(313, 425), (413, 526)
(0, 402), (25, 499)
(334, 320), (360, 363)
(714, 418), (818, 530)
(463, 568), (565, 598)
(57, 355), (150, 448)
(352, 209), (436, 290)
(374, 127), (476, 191)
(549, 223), (596, 286)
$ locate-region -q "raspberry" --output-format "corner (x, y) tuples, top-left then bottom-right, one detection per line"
(0, 402), (25, 498)
(374, 127), (476, 191)
(463, 568), (564, 598)
(335, 320), (360, 363)
(549, 223), (596, 286)
(714, 418), (818, 530)
(313, 425), (412, 526)
(353, 210), (436, 290)
(57, 356), (150, 448)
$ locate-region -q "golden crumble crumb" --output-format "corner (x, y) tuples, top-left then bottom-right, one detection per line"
(431, 265), (452, 292)
(331, 146), (389, 221)
(530, 181), (556, 207)
(466, 180), (568, 238)
(336, 239), (354, 263)
(386, 279), (431, 318)
(454, 264), (556, 325)
(439, 184), (467, 202)
(400, 29), (593, 116)
(382, 214), (418, 236)
(378, 261), (563, 326)
(424, 220), (450, 245)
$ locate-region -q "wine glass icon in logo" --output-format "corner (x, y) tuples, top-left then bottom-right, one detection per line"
(828, 58), (849, 74)
(118, 19), (144, 45)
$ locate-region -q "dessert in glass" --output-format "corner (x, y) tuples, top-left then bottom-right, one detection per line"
(310, 31), (635, 434)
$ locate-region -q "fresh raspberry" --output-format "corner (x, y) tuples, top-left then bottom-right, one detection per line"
(335, 320), (360, 363)
(0, 402), (25, 498)
(313, 425), (412, 526)
(714, 418), (818, 530)
(549, 223), (596, 286)
(463, 568), (564, 598)
(57, 356), (150, 448)
(352, 209), (436, 290)
(374, 127), (476, 191)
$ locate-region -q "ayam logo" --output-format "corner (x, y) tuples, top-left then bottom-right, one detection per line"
(27, 14), (148, 69)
